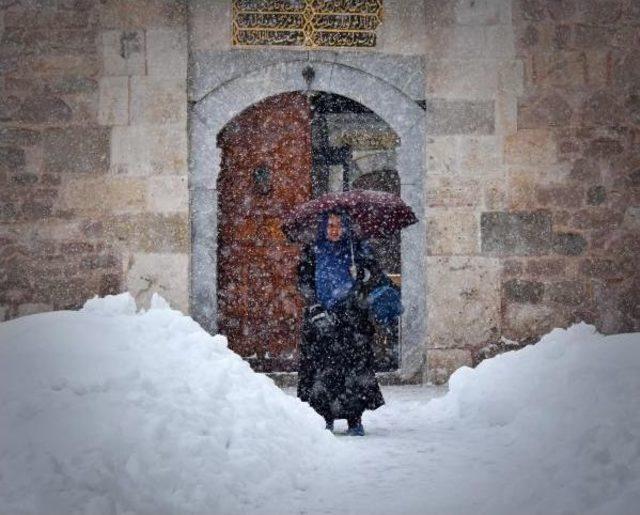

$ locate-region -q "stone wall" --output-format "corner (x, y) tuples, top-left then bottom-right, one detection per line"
(1, 0), (638, 385)
(0, 0), (189, 318)
(423, 0), (640, 383)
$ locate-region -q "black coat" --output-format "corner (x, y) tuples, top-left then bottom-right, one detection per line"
(296, 242), (385, 421)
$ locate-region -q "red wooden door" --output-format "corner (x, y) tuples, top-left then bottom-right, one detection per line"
(217, 93), (312, 372)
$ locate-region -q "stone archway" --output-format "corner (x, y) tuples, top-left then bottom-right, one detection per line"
(189, 59), (426, 380)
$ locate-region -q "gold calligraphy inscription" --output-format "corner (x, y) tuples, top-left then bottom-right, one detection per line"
(232, 0), (383, 48)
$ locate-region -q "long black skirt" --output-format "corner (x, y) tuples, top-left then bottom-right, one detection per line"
(297, 296), (385, 421)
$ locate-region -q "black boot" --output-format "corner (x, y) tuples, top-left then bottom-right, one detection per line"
(346, 416), (364, 436)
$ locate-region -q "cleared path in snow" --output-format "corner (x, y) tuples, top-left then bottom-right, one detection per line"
(275, 385), (507, 515)
(276, 382), (638, 515)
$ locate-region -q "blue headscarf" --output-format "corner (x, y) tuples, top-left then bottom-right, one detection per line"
(314, 212), (355, 310)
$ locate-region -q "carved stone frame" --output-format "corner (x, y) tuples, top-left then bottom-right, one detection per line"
(189, 52), (426, 380)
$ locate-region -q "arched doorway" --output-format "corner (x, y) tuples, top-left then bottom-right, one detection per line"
(190, 59), (426, 381)
(216, 91), (402, 372)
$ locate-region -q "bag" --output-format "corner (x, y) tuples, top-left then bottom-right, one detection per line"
(367, 283), (403, 326)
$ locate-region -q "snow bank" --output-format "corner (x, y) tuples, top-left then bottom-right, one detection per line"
(424, 323), (640, 514)
(0, 294), (333, 515)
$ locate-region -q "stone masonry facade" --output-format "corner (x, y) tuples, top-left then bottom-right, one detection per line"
(0, 0), (189, 317)
(1, 0), (639, 384)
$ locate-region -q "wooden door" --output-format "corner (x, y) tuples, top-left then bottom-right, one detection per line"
(217, 93), (312, 372)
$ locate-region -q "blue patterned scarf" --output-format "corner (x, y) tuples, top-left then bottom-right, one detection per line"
(314, 213), (355, 310)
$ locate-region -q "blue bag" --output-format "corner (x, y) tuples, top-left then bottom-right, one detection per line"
(367, 284), (404, 326)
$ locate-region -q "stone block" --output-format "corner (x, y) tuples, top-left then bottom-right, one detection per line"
(425, 99), (495, 135)
(580, 258), (626, 280)
(17, 303), (53, 317)
(145, 176), (188, 213)
(518, 93), (573, 128)
(593, 278), (640, 334)
(426, 136), (457, 175)
(99, 0), (186, 29)
(428, 25), (487, 59)
(377, 0), (426, 55)
(552, 232), (587, 256)
(569, 158), (600, 182)
(0, 128), (41, 147)
(504, 129), (556, 166)
(126, 252), (189, 313)
(59, 177), (146, 215)
(535, 184), (583, 209)
(102, 213), (189, 253)
(581, 0), (623, 25)
(146, 28), (187, 78)
(454, 0), (510, 25)
(98, 76), (128, 126)
(189, 0), (231, 52)
(503, 278), (544, 303)
(546, 280), (586, 305)
(11, 53), (100, 78)
(581, 91), (623, 127)
(425, 59), (499, 100)
(80, 254), (120, 270)
(3, 4), (95, 29)
(48, 77), (98, 95)
(426, 348), (473, 385)
(101, 30), (145, 76)
(586, 138), (623, 158)
(502, 302), (571, 341)
(498, 60), (524, 96)
(483, 179), (507, 210)
(547, 0), (578, 21)
(525, 258), (567, 278)
(485, 25), (516, 58)
(111, 124), (187, 175)
(615, 53), (640, 88)
(426, 256), (501, 349)
(586, 185), (606, 205)
(515, 0), (547, 22)
(481, 211), (552, 255)
(529, 52), (587, 87)
(623, 207), (640, 228)
(571, 208), (624, 231)
(457, 135), (503, 174)
(624, 86), (640, 125)
(130, 77), (186, 125)
(15, 95), (72, 123)
(43, 128), (110, 174)
(495, 93), (518, 136)
(426, 176), (481, 208)
(426, 209), (479, 255)
(0, 94), (20, 122)
(0, 146), (25, 172)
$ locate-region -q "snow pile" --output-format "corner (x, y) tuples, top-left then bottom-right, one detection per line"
(424, 323), (640, 514)
(0, 293), (333, 515)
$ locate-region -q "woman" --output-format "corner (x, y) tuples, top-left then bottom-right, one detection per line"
(296, 212), (385, 436)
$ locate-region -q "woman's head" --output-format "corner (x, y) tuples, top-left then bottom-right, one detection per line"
(326, 213), (343, 242)
(316, 211), (351, 245)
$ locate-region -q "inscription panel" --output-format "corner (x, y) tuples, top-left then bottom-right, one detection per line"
(232, 0), (383, 48)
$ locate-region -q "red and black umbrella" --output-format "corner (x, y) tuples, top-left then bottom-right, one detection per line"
(281, 189), (418, 243)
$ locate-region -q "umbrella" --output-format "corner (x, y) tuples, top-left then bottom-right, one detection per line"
(281, 189), (418, 243)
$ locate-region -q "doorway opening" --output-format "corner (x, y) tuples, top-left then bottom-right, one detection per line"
(216, 91), (401, 373)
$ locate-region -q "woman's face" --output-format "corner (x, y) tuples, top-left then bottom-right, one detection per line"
(326, 214), (343, 242)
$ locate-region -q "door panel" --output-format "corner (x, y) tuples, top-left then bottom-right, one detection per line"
(217, 93), (312, 371)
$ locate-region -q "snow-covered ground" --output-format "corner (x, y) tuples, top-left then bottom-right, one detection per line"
(1, 294), (639, 515)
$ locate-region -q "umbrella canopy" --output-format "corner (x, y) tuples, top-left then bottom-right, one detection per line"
(281, 189), (418, 244)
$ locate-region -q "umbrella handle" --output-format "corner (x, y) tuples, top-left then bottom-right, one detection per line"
(349, 238), (357, 280)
